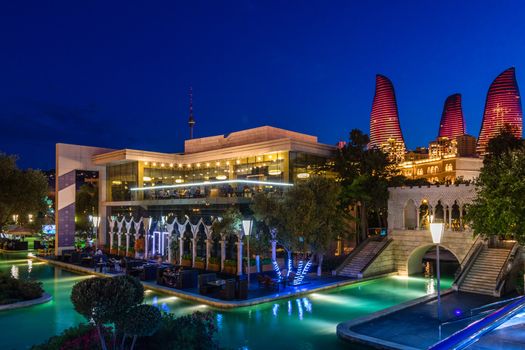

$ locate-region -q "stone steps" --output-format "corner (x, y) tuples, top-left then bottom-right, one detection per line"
(338, 241), (388, 278)
(458, 248), (511, 296)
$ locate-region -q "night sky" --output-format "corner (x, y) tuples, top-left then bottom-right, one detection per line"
(1, 1), (525, 169)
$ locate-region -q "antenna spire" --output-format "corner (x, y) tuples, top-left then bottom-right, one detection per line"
(188, 86), (195, 139)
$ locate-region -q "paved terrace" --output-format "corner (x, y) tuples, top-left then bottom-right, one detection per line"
(30, 255), (395, 309)
(338, 291), (505, 349)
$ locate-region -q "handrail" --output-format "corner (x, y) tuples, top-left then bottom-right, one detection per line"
(360, 238), (393, 274)
(334, 237), (370, 274)
(470, 295), (524, 316)
(494, 242), (519, 295)
(452, 236), (485, 288)
(429, 296), (525, 350)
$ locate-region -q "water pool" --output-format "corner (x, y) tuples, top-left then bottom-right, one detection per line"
(0, 253), (452, 350)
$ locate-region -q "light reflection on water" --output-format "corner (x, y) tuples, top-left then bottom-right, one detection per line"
(0, 253), (453, 350)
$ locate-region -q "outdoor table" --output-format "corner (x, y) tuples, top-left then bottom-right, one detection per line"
(206, 279), (226, 293)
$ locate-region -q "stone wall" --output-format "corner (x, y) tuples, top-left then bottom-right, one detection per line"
(363, 241), (396, 277)
(363, 229), (476, 276)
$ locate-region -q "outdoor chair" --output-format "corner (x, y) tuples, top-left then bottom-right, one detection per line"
(140, 265), (158, 281)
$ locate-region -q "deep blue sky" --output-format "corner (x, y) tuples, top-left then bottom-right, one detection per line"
(1, 1), (525, 169)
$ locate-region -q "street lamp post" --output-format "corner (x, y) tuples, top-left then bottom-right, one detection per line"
(430, 217), (445, 322)
(242, 219), (253, 287)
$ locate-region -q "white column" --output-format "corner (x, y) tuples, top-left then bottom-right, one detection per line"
(191, 238), (197, 267)
(167, 236), (172, 263)
(117, 234), (122, 255)
(205, 239), (211, 270)
(236, 240), (243, 276)
(220, 240), (226, 272)
(448, 206), (452, 229)
(179, 236), (184, 265)
(416, 206), (420, 230)
(125, 234), (130, 256)
(152, 232), (156, 257)
(110, 232), (114, 251)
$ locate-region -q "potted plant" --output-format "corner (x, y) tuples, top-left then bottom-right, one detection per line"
(181, 254), (192, 267)
(208, 256), (220, 271)
(223, 259), (237, 275)
(127, 247), (135, 258)
(194, 256), (205, 269)
(243, 257), (258, 274)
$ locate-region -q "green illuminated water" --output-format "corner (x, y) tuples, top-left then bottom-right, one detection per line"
(0, 253), (452, 350)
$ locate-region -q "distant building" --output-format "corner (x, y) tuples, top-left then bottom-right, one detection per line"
(438, 93), (466, 139)
(54, 126), (335, 254)
(477, 67), (523, 154)
(369, 74), (406, 161)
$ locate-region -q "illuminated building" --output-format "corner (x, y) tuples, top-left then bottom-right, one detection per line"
(369, 74), (406, 161)
(477, 67), (523, 155)
(438, 94), (466, 139)
(54, 126), (334, 254)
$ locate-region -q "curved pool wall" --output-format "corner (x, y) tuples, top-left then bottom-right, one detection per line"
(0, 253), (452, 350)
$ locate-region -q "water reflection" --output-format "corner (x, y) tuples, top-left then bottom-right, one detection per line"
(11, 265), (19, 279)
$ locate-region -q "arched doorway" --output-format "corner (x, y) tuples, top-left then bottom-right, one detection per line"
(404, 199), (417, 229)
(406, 244), (460, 278)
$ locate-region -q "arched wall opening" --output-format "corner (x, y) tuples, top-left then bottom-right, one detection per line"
(406, 244), (460, 277)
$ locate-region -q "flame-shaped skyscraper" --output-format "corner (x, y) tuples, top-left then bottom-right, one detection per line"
(477, 67), (522, 154)
(369, 75), (405, 160)
(369, 74), (405, 147)
(438, 93), (466, 139)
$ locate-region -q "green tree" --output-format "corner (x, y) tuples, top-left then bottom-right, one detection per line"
(0, 153), (47, 230)
(466, 131), (525, 243)
(333, 129), (399, 243)
(70, 275), (144, 350)
(251, 192), (297, 263)
(75, 184), (98, 242)
(283, 177), (343, 275)
(211, 207), (242, 239)
(117, 304), (161, 350)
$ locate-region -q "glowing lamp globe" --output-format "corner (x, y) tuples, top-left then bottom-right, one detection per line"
(430, 223), (444, 244)
(242, 219), (253, 237)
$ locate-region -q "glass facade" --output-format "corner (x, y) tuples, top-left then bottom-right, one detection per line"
(107, 162), (138, 201)
(106, 151), (333, 202)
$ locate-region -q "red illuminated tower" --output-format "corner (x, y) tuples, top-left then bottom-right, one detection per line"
(369, 74), (405, 154)
(438, 93), (466, 139)
(477, 67), (522, 154)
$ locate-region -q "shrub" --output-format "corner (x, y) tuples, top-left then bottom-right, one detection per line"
(208, 256), (220, 265)
(195, 256), (205, 263)
(182, 253), (192, 260)
(0, 272), (43, 304)
(30, 323), (109, 350)
(261, 258), (273, 265)
(223, 259), (237, 267)
(137, 311), (218, 350)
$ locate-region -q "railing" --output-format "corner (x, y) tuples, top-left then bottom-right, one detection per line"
(359, 238), (393, 275)
(429, 296), (525, 350)
(452, 235), (485, 289)
(470, 295), (524, 316)
(334, 236), (376, 275)
(494, 242), (519, 296)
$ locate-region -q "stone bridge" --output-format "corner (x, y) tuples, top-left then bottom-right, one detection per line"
(364, 229), (477, 277)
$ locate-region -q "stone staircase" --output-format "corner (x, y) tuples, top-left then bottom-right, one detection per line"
(338, 239), (389, 278)
(459, 248), (511, 296)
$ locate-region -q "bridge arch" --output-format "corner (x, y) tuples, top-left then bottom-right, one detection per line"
(406, 243), (461, 275)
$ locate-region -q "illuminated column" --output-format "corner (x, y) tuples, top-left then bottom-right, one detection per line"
(205, 239), (212, 270)
(416, 205), (420, 230)
(271, 240), (277, 261)
(236, 238), (243, 276)
(448, 206), (452, 228)
(191, 237), (197, 267)
(167, 235), (172, 262)
(179, 236), (184, 265)
(220, 239), (226, 272)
